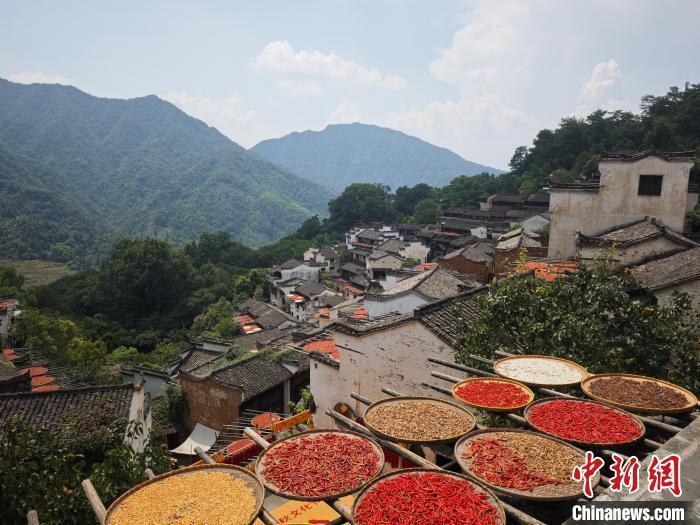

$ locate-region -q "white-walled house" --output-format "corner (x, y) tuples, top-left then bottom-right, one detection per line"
(631, 248), (700, 310)
(547, 151), (697, 259)
(310, 290), (485, 428)
(577, 217), (698, 266)
(363, 267), (479, 318)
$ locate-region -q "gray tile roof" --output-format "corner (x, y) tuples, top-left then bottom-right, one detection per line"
(356, 229), (382, 241)
(211, 355), (293, 398)
(366, 268), (478, 302)
(578, 218), (698, 248)
(179, 349), (224, 373)
(229, 328), (293, 350)
(415, 288), (487, 345)
(295, 281), (328, 298)
(630, 248), (700, 291)
(341, 262), (365, 275)
(0, 385), (136, 432)
(442, 242), (494, 263)
(600, 150), (695, 162)
(377, 239), (403, 254)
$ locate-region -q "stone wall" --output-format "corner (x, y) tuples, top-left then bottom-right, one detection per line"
(180, 375), (242, 431)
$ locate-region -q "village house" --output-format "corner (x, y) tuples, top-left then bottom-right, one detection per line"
(366, 250), (405, 279)
(438, 241), (495, 283)
(0, 383), (152, 451)
(494, 228), (548, 277)
(363, 267), (479, 317)
(0, 298), (19, 338)
(577, 217), (698, 266)
(547, 150), (697, 259)
(345, 225), (401, 250)
(309, 289), (485, 428)
(286, 281), (345, 323)
(269, 259), (324, 283)
(236, 298), (297, 333)
(630, 247), (700, 309)
(303, 245), (340, 271)
(177, 348), (309, 432)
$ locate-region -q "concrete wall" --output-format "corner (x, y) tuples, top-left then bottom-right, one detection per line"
(401, 242), (431, 263)
(312, 322), (455, 428)
(365, 292), (427, 317)
(548, 157), (693, 259)
(578, 236), (685, 266)
(653, 281), (700, 310)
(180, 375), (242, 431)
(280, 265), (321, 282)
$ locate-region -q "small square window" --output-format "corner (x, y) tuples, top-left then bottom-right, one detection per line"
(638, 175), (663, 196)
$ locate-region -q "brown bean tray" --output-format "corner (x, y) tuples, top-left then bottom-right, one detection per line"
(455, 428), (597, 501)
(493, 354), (589, 388)
(351, 467), (506, 525)
(363, 396), (476, 445)
(452, 377), (535, 413)
(581, 373), (699, 415)
(103, 463), (265, 525)
(523, 397), (645, 448)
(254, 429), (385, 501)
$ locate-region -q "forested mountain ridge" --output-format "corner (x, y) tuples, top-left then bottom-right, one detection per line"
(0, 78), (333, 265)
(251, 123), (503, 192)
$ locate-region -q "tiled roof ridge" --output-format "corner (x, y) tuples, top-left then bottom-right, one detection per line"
(578, 217), (698, 248)
(414, 285), (489, 317)
(600, 149), (696, 162)
(0, 383), (133, 400)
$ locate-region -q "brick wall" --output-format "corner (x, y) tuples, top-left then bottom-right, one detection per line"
(495, 247), (548, 276)
(439, 257), (492, 283)
(180, 375), (242, 431)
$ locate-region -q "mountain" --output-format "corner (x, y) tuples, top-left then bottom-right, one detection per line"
(0, 78), (333, 264)
(251, 123), (503, 192)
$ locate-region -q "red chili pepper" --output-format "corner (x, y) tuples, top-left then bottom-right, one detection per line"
(260, 433), (381, 497)
(354, 471), (501, 525)
(454, 380), (530, 409)
(528, 400), (640, 444)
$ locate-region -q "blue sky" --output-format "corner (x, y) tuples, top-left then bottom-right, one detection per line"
(2, 0), (698, 168)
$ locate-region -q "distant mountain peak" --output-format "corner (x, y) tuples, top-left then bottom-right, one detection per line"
(252, 123), (502, 192)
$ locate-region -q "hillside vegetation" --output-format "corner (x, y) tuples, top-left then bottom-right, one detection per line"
(252, 123), (502, 192)
(0, 79), (333, 266)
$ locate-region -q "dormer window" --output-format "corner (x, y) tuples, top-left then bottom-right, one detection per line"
(638, 175), (663, 196)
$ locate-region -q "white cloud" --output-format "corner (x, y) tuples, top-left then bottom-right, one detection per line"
(160, 91), (255, 125)
(8, 71), (70, 85)
(275, 79), (325, 97)
(386, 94), (536, 167)
(429, 1), (528, 87)
(328, 100), (362, 124)
(254, 40), (407, 89)
(579, 59), (621, 101)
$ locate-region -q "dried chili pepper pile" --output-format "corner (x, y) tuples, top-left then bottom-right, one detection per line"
(588, 376), (689, 410)
(454, 380), (531, 409)
(528, 400), (641, 444)
(354, 471), (501, 525)
(462, 433), (580, 492)
(259, 432), (381, 498)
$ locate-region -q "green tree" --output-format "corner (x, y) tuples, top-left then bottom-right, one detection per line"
(95, 239), (194, 326)
(0, 265), (25, 296)
(455, 262), (699, 391)
(328, 183), (396, 231)
(413, 198), (441, 224)
(394, 183), (436, 216)
(644, 117), (681, 150)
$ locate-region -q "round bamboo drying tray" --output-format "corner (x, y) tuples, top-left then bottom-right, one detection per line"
(523, 397), (645, 448)
(452, 377), (535, 413)
(362, 396), (476, 445)
(351, 467), (506, 525)
(103, 463), (265, 525)
(493, 355), (588, 388)
(581, 373), (699, 415)
(254, 429), (385, 501)
(454, 428), (596, 501)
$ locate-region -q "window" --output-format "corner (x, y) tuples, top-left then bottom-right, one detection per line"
(638, 175), (663, 196)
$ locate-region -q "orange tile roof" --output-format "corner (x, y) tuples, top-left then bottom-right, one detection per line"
(353, 242), (373, 248)
(242, 324), (262, 334)
(517, 261), (577, 281)
(415, 262), (438, 272)
(314, 307), (330, 319)
(235, 314), (256, 325)
(343, 285), (364, 295)
(303, 339), (340, 361)
(351, 308), (368, 320)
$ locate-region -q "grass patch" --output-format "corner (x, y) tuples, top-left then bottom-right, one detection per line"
(0, 259), (74, 287)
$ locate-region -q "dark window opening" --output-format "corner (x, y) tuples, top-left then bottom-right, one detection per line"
(638, 175), (663, 196)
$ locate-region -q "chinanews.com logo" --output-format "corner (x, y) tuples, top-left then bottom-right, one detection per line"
(570, 452), (690, 524)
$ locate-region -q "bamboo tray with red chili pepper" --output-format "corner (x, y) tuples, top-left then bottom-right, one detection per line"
(452, 377), (535, 413)
(581, 373), (699, 415)
(254, 429), (385, 501)
(455, 428), (596, 501)
(362, 396), (476, 445)
(524, 397), (645, 448)
(351, 468), (506, 525)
